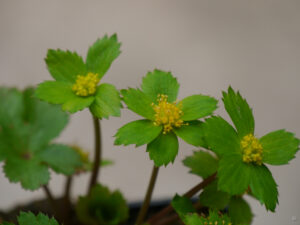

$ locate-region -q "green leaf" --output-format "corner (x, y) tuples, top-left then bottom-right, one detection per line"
(114, 120), (162, 147)
(203, 116), (241, 156)
(171, 194), (196, 221)
(141, 70), (180, 103)
(183, 151), (218, 179)
(45, 49), (86, 83)
(89, 83), (121, 119)
(39, 144), (82, 175)
(1, 222), (14, 225)
(76, 184), (128, 225)
(260, 129), (300, 165)
(86, 34), (121, 79)
(147, 132), (179, 167)
(121, 88), (155, 120)
(18, 212), (59, 225)
(218, 155), (251, 195)
(23, 88), (69, 151)
(222, 87), (255, 138)
(4, 157), (50, 190)
(184, 210), (232, 225)
(174, 120), (206, 147)
(228, 196), (253, 225)
(180, 95), (217, 121)
(36, 81), (94, 113)
(249, 165), (278, 211)
(199, 181), (230, 210)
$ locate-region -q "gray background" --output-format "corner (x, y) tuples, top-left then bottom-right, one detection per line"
(0, 1), (299, 224)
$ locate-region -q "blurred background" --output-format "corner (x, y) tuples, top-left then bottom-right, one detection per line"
(0, 0), (299, 224)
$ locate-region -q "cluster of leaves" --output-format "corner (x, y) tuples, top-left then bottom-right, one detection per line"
(0, 88), (82, 190)
(115, 69), (218, 166)
(1, 212), (59, 225)
(182, 87), (299, 224)
(76, 184), (129, 225)
(172, 195), (232, 225)
(36, 34), (122, 118)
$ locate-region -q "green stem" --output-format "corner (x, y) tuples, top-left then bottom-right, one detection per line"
(135, 165), (160, 225)
(147, 173), (216, 224)
(42, 185), (60, 219)
(63, 176), (73, 224)
(87, 116), (102, 195)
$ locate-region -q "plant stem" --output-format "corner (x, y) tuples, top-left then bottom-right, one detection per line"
(88, 116), (102, 195)
(63, 176), (73, 223)
(147, 173), (216, 224)
(42, 185), (60, 218)
(135, 165), (160, 225)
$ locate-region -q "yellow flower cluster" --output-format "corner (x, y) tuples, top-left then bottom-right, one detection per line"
(241, 133), (263, 165)
(152, 94), (185, 134)
(72, 73), (100, 96)
(203, 221), (231, 225)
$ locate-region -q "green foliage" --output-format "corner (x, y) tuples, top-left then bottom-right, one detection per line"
(0, 87), (81, 190)
(171, 194), (196, 221)
(1, 212), (60, 225)
(147, 132), (179, 167)
(228, 197), (253, 225)
(174, 120), (206, 147)
(86, 34), (121, 79)
(183, 151), (218, 179)
(116, 69), (218, 166)
(141, 69), (179, 103)
(199, 181), (230, 210)
(76, 184), (128, 225)
(36, 34), (122, 117)
(120, 88), (155, 120)
(222, 86), (255, 138)
(183, 210), (232, 225)
(90, 83), (122, 119)
(180, 95), (218, 121)
(114, 120), (162, 147)
(260, 129), (300, 165)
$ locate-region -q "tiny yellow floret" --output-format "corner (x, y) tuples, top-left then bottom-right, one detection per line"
(152, 94), (185, 134)
(241, 134), (263, 165)
(72, 73), (100, 96)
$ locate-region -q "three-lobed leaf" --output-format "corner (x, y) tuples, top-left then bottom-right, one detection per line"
(17, 212), (59, 225)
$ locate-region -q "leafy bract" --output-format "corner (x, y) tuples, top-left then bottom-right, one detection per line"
(86, 34), (121, 79)
(121, 88), (154, 120)
(36, 81), (95, 113)
(45, 49), (86, 83)
(228, 197), (253, 225)
(0, 87), (81, 190)
(199, 181), (230, 210)
(141, 70), (179, 103)
(76, 184), (128, 225)
(261, 129), (300, 165)
(90, 83), (121, 119)
(39, 144), (82, 175)
(222, 86), (255, 138)
(114, 120), (162, 147)
(17, 212), (59, 225)
(180, 95), (218, 121)
(174, 120), (206, 147)
(184, 210), (232, 225)
(249, 165), (278, 211)
(147, 132), (179, 167)
(183, 151), (218, 179)
(203, 116), (240, 156)
(218, 155), (252, 195)
(171, 194), (196, 221)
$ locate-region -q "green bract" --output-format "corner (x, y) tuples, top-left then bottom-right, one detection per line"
(0, 87), (82, 190)
(203, 87), (300, 211)
(2, 212), (60, 225)
(114, 70), (218, 166)
(76, 184), (129, 225)
(36, 34), (122, 118)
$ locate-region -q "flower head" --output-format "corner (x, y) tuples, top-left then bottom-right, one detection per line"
(115, 69), (218, 167)
(203, 87), (300, 211)
(36, 34), (122, 119)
